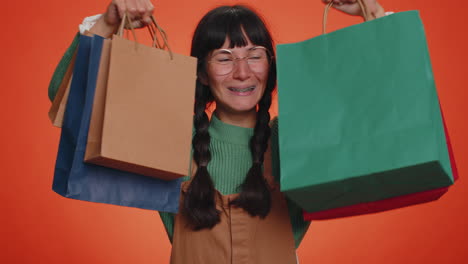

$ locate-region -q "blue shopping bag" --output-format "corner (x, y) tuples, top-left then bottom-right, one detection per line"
(52, 34), (182, 212)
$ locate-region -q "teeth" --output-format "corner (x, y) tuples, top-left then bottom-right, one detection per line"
(229, 86), (255, 92)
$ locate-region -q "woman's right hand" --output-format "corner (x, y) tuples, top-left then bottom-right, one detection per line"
(104, 0), (155, 29)
(89, 0), (155, 38)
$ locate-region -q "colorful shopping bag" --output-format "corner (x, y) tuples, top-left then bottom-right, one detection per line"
(84, 37), (111, 173)
(276, 10), (455, 214)
(48, 49), (76, 128)
(84, 15), (196, 180)
(48, 32), (80, 102)
(302, 110), (458, 220)
(52, 34), (181, 212)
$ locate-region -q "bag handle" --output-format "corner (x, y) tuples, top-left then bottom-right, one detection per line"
(322, 0), (374, 34)
(117, 12), (174, 60)
(147, 23), (162, 49)
(117, 12), (137, 39)
(148, 16), (174, 60)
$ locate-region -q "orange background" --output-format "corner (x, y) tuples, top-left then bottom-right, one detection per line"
(2, 0), (467, 263)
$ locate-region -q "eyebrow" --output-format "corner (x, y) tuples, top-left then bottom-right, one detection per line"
(215, 46), (260, 54)
(216, 49), (233, 54)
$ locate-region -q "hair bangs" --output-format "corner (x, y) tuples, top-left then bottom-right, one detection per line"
(222, 6), (272, 49)
(191, 5), (274, 60)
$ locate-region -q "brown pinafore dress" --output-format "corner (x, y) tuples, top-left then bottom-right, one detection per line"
(170, 148), (298, 264)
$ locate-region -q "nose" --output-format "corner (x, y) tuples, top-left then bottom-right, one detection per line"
(232, 58), (252, 81)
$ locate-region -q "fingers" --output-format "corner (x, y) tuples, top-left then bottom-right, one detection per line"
(126, 0), (140, 21)
(130, 20), (144, 29)
(363, 0), (378, 15)
(113, 0), (127, 19)
(112, 0), (155, 28)
(142, 0), (154, 25)
(325, 0), (364, 17)
(325, 0), (361, 5)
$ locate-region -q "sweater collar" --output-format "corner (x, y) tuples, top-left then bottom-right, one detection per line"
(209, 114), (254, 146)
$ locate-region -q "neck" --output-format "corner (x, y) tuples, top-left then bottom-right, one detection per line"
(214, 108), (257, 128)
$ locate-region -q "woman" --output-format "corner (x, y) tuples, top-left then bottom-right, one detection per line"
(49, 0), (387, 263)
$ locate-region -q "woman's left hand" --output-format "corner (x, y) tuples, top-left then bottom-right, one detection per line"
(322, 0), (386, 20)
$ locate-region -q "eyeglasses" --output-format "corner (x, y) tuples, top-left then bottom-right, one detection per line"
(207, 46), (272, 76)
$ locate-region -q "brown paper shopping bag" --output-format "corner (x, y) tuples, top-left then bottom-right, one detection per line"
(85, 15), (197, 180)
(48, 51), (77, 127)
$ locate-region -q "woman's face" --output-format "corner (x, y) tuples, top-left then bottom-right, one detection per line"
(203, 36), (270, 116)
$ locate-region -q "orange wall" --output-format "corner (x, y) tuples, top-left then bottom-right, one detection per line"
(2, 0), (467, 263)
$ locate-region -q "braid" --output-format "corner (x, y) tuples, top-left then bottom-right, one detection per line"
(185, 3), (278, 229)
(230, 91), (272, 218)
(183, 82), (220, 230)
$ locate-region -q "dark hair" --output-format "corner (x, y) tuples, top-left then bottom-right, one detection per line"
(184, 5), (276, 230)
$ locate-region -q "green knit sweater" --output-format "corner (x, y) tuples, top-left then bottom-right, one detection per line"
(48, 34), (311, 249)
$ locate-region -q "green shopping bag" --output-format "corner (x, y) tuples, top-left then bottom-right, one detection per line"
(276, 10), (454, 213)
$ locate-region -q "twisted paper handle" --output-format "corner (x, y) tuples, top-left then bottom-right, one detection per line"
(322, 0), (373, 34)
(117, 12), (174, 60)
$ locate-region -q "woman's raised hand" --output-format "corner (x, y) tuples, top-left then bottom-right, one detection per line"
(321, 0), (385, 20)
(104, 0), (155, 28)
(89, 0), (155, 38)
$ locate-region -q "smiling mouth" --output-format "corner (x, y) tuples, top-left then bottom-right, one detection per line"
(228, 86), (255, 92)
